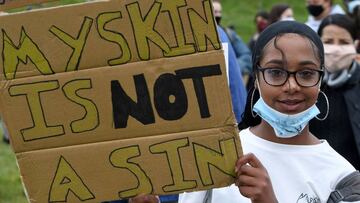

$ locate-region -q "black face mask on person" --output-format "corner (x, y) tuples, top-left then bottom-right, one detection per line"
(307, 5), (324, 17)
(215, 16), (222, 25)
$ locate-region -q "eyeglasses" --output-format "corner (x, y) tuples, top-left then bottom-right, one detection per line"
(257, 67), (324, 87)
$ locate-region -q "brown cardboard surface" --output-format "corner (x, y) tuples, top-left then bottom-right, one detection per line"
(0, 0), (243, 202)
(1, 50), (234, 153)
(0, 0), (221, 80)
(18, 126), (241, 202)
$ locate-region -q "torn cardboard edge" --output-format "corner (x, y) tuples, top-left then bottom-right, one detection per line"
(16, 125), (239, 155)
(3, 50), (224, 83)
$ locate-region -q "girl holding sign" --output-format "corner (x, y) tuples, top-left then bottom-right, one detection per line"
(179, 21), (359, 203)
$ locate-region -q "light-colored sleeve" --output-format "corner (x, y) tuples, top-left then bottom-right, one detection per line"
(178, 190), (207, 203)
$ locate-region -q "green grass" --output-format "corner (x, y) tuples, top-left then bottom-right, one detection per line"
(0, 140), (27, 203)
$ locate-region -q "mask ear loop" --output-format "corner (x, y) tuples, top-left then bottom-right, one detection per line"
(316, 91), (329, 121)
(250, 87), (258, 118)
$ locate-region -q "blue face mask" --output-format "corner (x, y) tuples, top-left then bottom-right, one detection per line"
(253, 97), (320, 138)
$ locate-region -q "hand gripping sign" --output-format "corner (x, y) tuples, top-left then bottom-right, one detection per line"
(0, 0), (242, 202)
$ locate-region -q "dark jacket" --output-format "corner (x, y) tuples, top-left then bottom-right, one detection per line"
(344, 63), (360, 156)
(310, 62), (360, 170)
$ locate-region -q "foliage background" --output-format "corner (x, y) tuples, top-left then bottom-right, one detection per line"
(221, 0), (343, 42)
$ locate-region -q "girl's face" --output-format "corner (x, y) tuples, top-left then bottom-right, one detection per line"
(321, 24), (356, 72)
(257, 33), (321, 114)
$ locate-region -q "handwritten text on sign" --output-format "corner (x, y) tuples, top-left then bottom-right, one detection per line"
(0, 0), (241, 202)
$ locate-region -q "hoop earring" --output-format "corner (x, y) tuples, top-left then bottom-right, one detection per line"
(316, 91), (329, 121)
(251, 88), (258, 118)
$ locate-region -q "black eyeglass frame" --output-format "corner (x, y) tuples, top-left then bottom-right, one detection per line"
(256, 67), (324, 87)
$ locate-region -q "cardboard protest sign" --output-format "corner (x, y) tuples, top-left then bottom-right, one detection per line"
(0, 0), (242, 202)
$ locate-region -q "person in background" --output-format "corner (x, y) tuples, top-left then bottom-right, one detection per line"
(1, 120), (9, 144)
(305, 0), (345, 32)
(212, 0), (247, 123)
(343, 0), (360, 52)
(344, 0), (360, 18)
(247, 11), (269, 90)
(212, 0), (252, 76)
(268, 3), (295, 24)
(344, 0), (360, 19)
(217, 26), (247, 124)
(179, 20), (359, 203)
(248, 10), (269, 53)
(310, 14), (360, 170)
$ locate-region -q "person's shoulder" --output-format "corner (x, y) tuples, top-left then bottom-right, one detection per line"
(225, 27), (238, 36)
(305, 15), (315, 24)
(238, 127), (255, 145)
(351, 62), (360, 85)
(217, 26), (226, 36)
(331, 4), (346, 15)
(217, 26), (229, 42)
(320, 141), (356, 170)
(305, 16), (320, 32)
(239, 127), (251, 136)
(313, 142), (357, 191)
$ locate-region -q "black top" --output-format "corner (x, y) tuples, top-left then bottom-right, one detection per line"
(310, 64), (360, 170)
(310, 86), (360, 169)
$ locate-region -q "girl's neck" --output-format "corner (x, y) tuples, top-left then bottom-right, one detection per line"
(250, 120), (320, 145)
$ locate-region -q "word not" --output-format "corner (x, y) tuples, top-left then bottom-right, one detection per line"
(111, 64), (222, 128)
